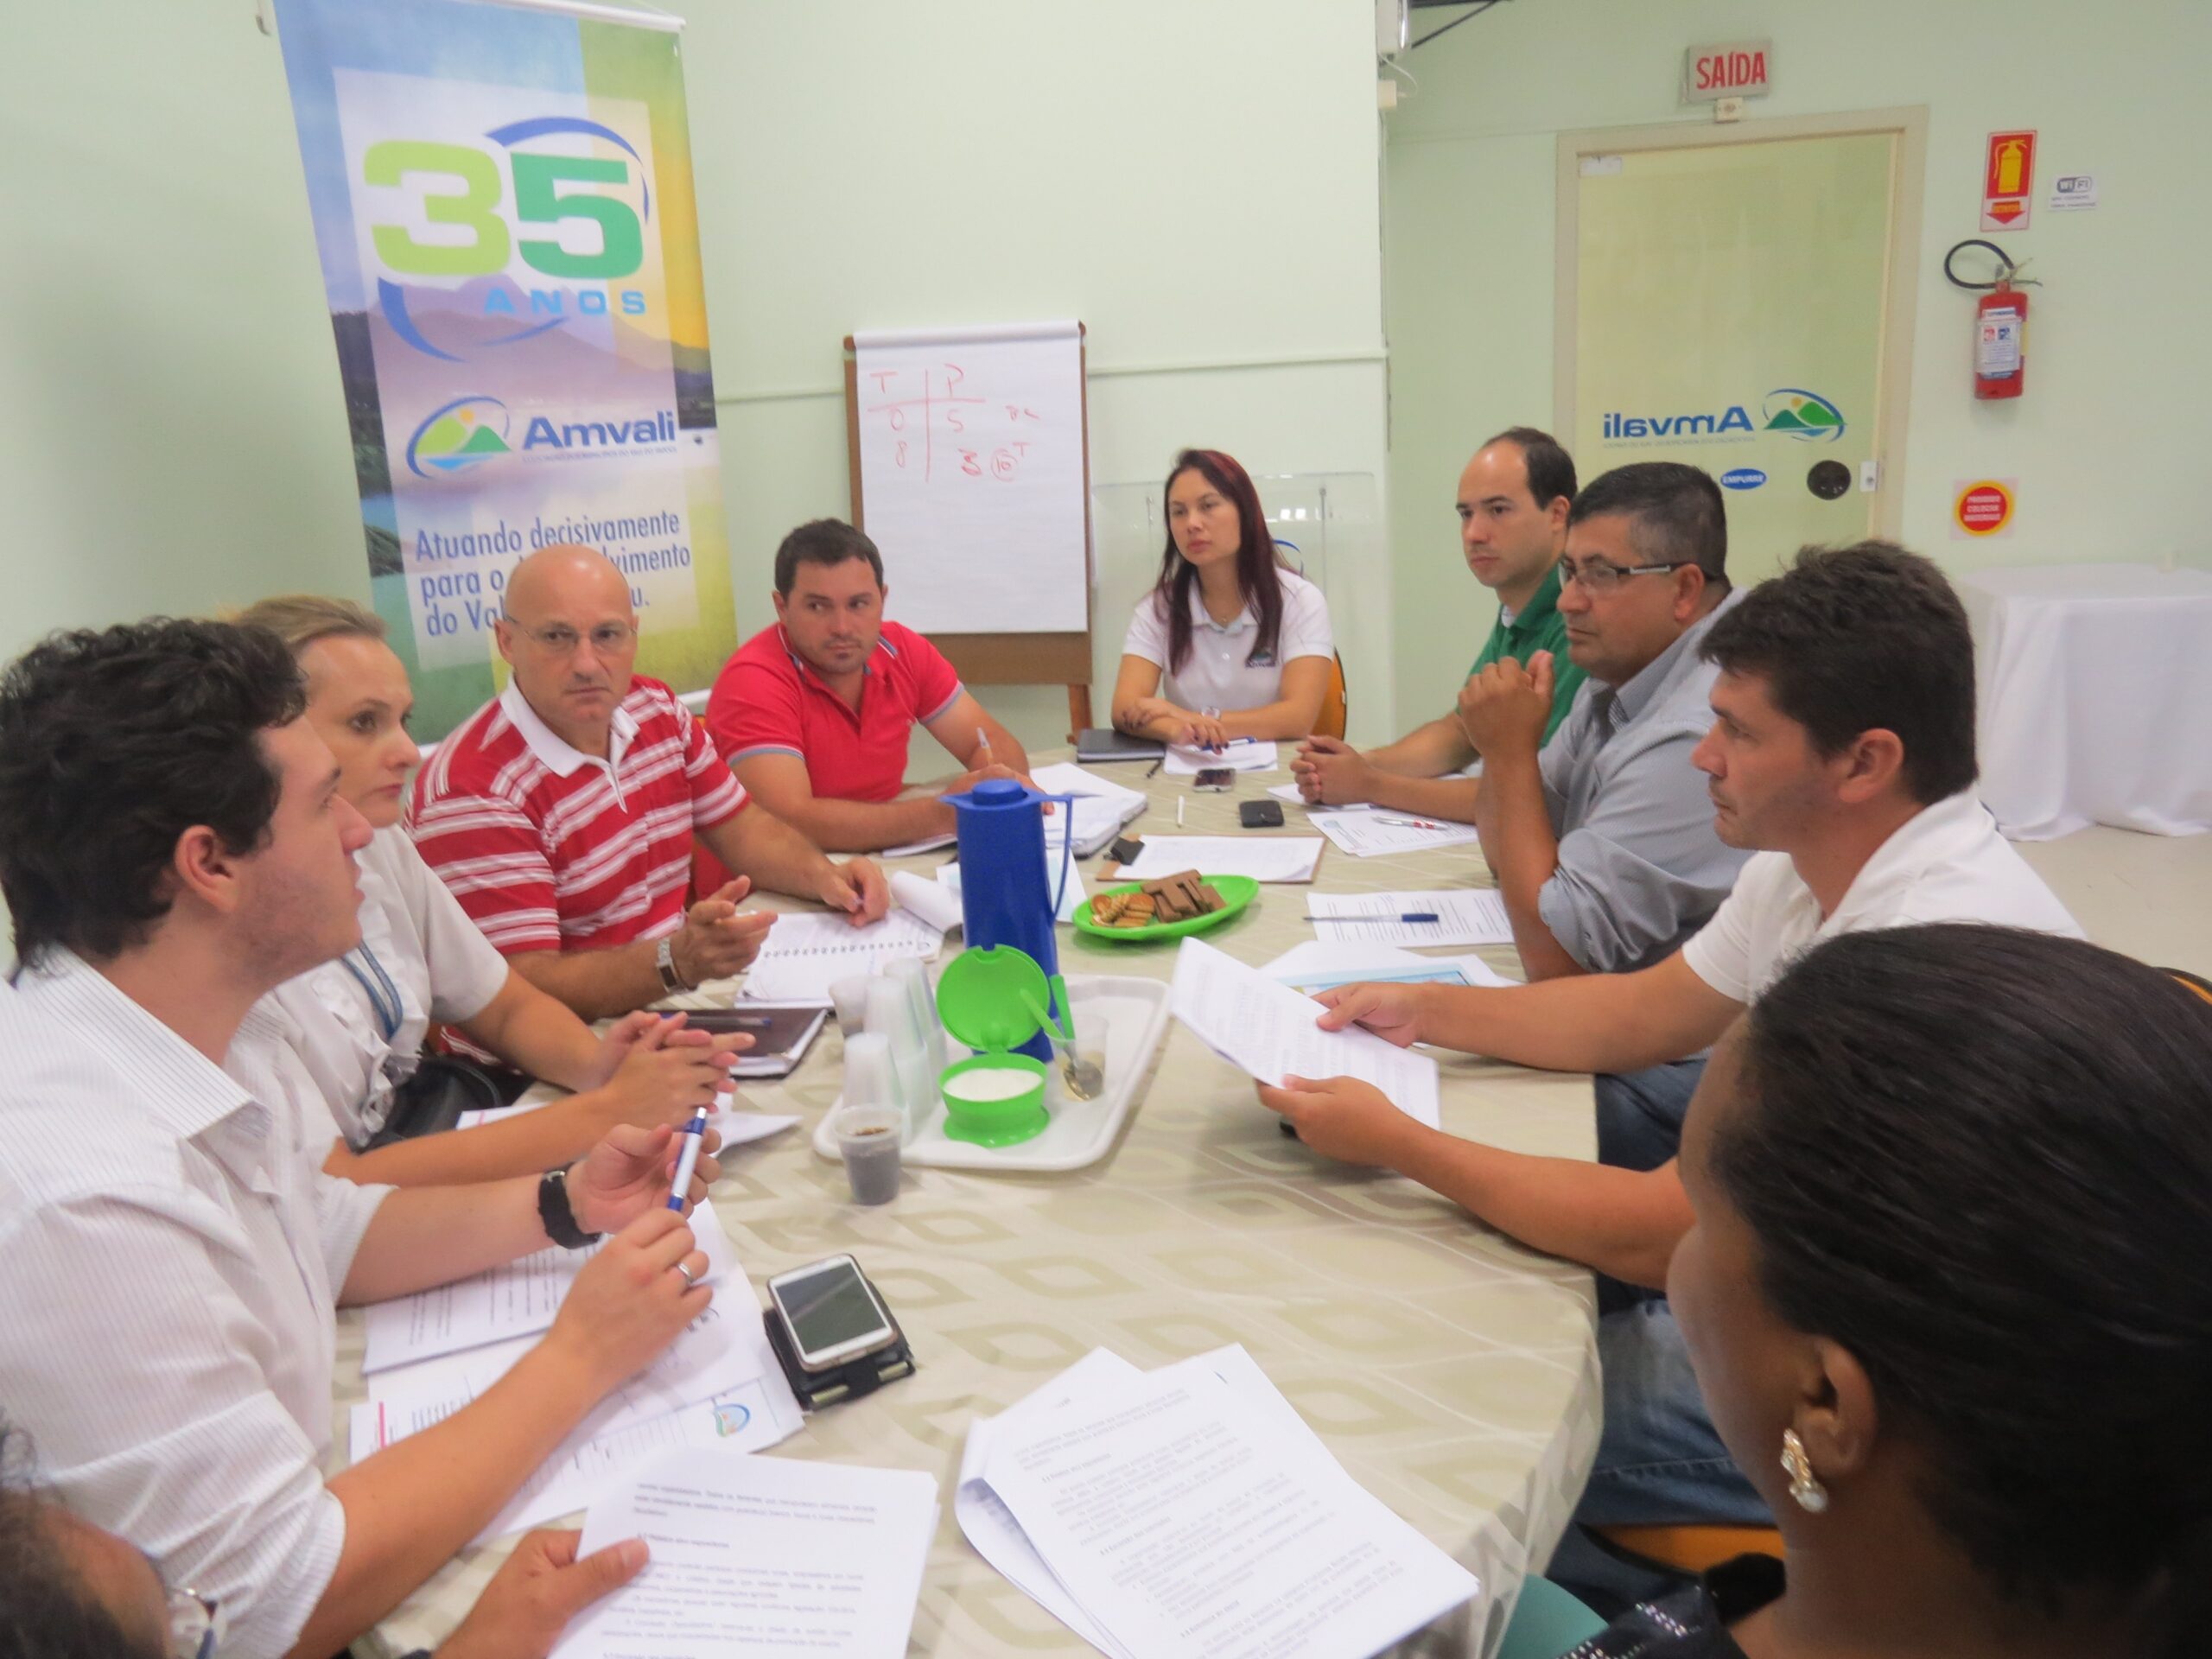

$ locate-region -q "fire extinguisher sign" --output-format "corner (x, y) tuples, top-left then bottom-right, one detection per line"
(1982, 130), (2037, 230)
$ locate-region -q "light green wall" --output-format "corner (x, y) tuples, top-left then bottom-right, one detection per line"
(1382, 0), (2212, 730)
(0, 0), (1392, 763)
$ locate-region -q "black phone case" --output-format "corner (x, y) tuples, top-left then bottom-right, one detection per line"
(763, 1274), (916, 1411)
(1240, 800), (1285, 828)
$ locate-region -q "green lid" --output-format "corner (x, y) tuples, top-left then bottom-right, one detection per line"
(934, 945), (1049, 1052)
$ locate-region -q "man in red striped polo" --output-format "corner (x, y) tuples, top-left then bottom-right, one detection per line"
(410, 545), (889, 1020)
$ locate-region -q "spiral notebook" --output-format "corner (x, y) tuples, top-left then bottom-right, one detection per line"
(738, 911), (946, 1005)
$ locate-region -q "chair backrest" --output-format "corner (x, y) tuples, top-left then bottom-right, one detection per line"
(1313, 651), (1348, 741)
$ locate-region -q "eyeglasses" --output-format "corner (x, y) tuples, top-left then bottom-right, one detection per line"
(1559, 556), (1697, 594)
(168, 1584), (221, 1659)
(502, 617), (638, 655)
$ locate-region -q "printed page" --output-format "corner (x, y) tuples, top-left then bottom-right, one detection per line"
(1306, 889), (1515, 948)
(555, 1447), (938, 1659)
(984, 1366), (1478, 1659)
(1307, 810), (1482, 858)
(361, 1199), (738, 1373)
(1163, 739), (1279, 775)
(1170, 939), (1439, 1126)
(1117, 836), (1324, 884)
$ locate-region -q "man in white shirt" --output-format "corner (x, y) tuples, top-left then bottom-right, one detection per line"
(0, 620), (722, 1658)
(1254, 542), (2082, 1542)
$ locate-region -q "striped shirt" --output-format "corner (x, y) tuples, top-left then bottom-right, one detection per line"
(0, 957), (392, 1658)
(409, 676), (748, 957)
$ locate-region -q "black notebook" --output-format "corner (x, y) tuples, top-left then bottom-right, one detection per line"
(1075, 727), (1166, 762)
(676, 1005), (831, 1077)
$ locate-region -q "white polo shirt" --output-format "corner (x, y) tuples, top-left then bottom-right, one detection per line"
(1682, 790), (2085, 1005)
(266, 825), (512, 1150)
(1122, 568), (1333, 715)
(0, 952), (392, 1657)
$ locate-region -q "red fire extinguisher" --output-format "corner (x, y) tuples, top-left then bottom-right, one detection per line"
(1976, 277), (2027, 400)
(1947, 239), (2036, 401)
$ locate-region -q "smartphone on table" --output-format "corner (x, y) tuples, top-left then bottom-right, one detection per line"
(766, 1255), (900, 1373)
(1193, 767), (1235, 792)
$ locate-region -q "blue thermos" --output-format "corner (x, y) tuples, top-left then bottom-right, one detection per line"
(943, 778), (1074, 1064)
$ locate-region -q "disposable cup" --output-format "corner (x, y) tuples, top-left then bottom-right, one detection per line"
(833, 1105), (904, 1205)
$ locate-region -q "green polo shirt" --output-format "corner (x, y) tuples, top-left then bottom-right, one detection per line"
(1467, 562), (1586, 743)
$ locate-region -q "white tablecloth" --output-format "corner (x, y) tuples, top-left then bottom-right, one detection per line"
(1960, 563), (2212, 840)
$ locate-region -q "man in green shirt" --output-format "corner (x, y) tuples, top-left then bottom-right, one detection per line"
(1294, 427), (1586, 818)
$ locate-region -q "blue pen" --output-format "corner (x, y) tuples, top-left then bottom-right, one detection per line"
(666, 1110), (709, 1212)
(1399, 912), (1441, 923)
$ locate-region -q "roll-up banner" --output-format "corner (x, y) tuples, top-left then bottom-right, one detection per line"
(273, 0), (734, 737)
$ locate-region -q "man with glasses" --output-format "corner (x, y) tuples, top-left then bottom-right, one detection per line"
(411, 544), (889, 1022)
(1293, 427), (1586, 816)
(1456, 462), (1749, 996)
(0, 1419), (643, 1659)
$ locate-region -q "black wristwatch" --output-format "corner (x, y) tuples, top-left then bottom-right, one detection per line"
(537, 1165), (601, 1249)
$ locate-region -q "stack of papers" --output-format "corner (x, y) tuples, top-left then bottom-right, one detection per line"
(1308, 810), (1482, 858)
(556, 1447), (938, 1659)
(455, 1096), (801, 1147)
(881, 761), (1148, 859)
(959, 1344), (1480, 1659)
(740, 910), (946, 1004)
(353, 1201), (805, 1544)
(1116, 835), (1324, 883)
(1169, 938), (1440, 1126)
(1306, 889), (1514, 948)
(1163, 737), (1278, 775)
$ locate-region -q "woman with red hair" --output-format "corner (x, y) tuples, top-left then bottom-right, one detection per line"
(1110, 448), (1335, 748)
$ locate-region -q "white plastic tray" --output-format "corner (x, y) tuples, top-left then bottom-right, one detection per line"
(810, 973), (1171, 1173)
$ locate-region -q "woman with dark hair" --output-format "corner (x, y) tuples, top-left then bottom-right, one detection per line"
(1111, 448), (1334, 748)
(1572, 921), (2212, 1656)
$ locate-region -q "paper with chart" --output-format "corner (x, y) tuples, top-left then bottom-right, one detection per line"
(1116, 835), (1324, 883)
(360, 1200), (740, 1374)
(1308, 810), (1482, 857)
(1170, 938), (1440, 1126)
(1306, 888), (1515, 948)
(739, 909), (945, 1004)
(980, 1348), (1479, 1659)
(352, 1296), (804, 1543)
(555, 1446), (939, 1659)
(1163, 738), (1278, 776)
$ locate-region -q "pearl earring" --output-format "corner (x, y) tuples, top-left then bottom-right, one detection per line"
(1780, 1428), (1828, 1512)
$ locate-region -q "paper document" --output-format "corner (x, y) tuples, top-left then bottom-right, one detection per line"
(880, 829), (958, 858)
(1170, 938), (1440, 1126)
(1028, 761), (1150, 854)
(1260, 939), (1518, 995)
(1163, 738), (1278, 775)
(361, 1199), (739, 1374)
(1117, 835), (1323, 883)
(1306, 889), (1514, 948)
(556, 1447), (939, 1659)
(980, 1347), (1479, 1659)
(1309, 810), (1482, 857)
(889, 868), (965, 933)
(740, 910), (944, 1004)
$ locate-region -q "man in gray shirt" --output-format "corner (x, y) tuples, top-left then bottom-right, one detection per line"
(1455, 463), (1746, 1161)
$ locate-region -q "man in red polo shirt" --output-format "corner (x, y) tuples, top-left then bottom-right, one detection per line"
(705, 519), (1032, 852)
(411, 544), (889, 1020)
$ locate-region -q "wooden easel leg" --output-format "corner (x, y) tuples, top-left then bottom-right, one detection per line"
(1066, 683), (1093, 745)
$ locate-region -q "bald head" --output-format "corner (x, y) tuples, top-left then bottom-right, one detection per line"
(505, 543), (632, 619)
(495, 544), (639, 752)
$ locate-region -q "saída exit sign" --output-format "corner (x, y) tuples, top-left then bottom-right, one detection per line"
(1683, 40), (1773, 104)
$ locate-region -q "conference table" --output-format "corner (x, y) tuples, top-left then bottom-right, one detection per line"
(347, 754), (1602, 1659)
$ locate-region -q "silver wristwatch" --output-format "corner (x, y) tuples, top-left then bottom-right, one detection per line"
(655, 934), (689, 994)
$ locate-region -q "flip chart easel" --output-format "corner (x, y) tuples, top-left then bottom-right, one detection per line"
(843, 322), (1095, 738)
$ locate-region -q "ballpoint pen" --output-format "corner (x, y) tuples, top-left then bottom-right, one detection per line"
(666, 1109), (709, 1211)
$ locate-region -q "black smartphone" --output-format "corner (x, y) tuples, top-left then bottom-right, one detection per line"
(1108, 834), (1145, 865)
(1239, 799), (1285, 829)
(1193, 767), (1236, 791)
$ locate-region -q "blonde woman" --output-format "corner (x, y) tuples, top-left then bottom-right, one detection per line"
(238, 595), (737, 1185)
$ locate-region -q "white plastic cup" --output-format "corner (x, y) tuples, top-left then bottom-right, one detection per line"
(884, 957), (947, 1074)
(830, 975), (875, 1035)
(833, 1104), (904, 1205)
(843, 1033), (899, 1115)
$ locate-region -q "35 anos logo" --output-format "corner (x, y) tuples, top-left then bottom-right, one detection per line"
(364, 117), (653, 359)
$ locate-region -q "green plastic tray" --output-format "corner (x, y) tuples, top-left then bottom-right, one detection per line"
(1073, 874), (1258, 943)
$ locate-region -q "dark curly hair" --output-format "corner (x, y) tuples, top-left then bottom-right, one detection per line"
(1700, 540), (1975, 804)
(1719, 925), (2212, 1648)
(0, 619), (305, 966)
